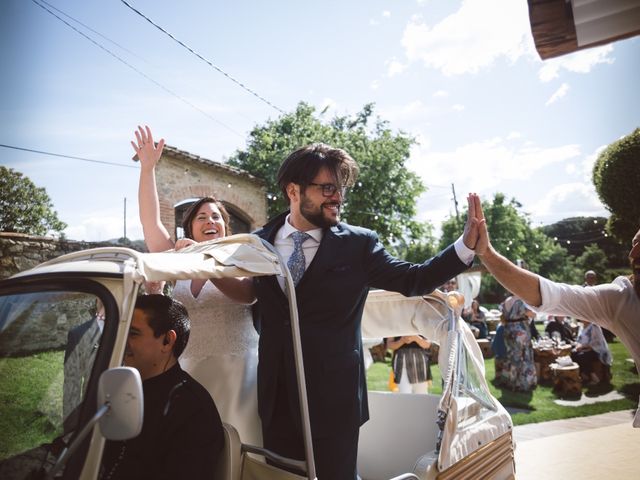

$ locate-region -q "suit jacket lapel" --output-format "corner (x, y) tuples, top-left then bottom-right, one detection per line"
(298, 224), (344, 287)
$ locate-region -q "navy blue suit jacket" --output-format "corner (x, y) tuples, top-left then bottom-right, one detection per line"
(253, 211), (470, 438)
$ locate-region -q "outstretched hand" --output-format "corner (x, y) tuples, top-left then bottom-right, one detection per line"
(462, 193), (488, 253)
(131, 125), (165, 169)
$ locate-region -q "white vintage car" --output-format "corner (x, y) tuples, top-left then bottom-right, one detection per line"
(0, 234), (514, 480)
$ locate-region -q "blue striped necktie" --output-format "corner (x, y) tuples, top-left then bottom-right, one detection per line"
(288, 231), (311, 286)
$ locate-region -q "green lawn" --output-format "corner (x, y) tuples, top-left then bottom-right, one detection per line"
(0, 350), (64, 459)
(367, 340), (639, 426)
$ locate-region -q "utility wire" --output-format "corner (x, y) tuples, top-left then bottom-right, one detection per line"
(30, 0), (244, 138)
(0, 143), (138, 169)
(38, 0), (147, 63)
(120, 0), (285, 114)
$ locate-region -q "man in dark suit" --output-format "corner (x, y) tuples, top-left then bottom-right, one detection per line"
(246, 143), (482, 479)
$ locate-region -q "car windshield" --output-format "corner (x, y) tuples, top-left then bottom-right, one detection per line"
(452, 336), (498, 430)
(0, 289), (106, 477)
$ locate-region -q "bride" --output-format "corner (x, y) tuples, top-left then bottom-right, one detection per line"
(132, 125), (261, 446)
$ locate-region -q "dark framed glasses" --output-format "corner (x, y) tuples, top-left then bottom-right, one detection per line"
(308, 182), (347, 197)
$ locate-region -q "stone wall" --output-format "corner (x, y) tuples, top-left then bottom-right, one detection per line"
(0, 232), (122, 280)
(158, 146), (268, 238)
(0, 233), (120, 356)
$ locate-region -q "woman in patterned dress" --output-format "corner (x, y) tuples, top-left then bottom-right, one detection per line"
(500, 296), (537, 392)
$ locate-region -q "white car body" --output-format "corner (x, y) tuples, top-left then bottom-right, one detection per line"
(0, 234), (514, 480)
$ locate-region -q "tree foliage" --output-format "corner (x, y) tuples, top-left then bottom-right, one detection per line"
(227, 102), (429, 250)
(574, 244), (608, 281)
(440, 193), (577, 302)
(0, 166), (67, 236)
(541, 216), (627, 269)
(593, 127), (640, 241)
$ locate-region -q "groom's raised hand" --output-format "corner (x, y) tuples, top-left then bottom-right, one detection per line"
(462, 193), (486, 252)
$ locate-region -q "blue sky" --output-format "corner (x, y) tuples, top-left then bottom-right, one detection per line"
(1, 0), (638, 241)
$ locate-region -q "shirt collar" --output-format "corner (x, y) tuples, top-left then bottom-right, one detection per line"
(281, 214), (323, 243)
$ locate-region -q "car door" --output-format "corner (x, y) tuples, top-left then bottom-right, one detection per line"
(0, 276), (124, 480)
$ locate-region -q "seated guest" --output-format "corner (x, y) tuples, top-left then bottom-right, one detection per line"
(545, 315), (575, 343)
(491, 319), (508, 387)
(386, 335), (432, 394)
(441, 278), (458, 293)
(462, 299), (488, 339)
(571, 320), (613, 385)
(100, 295), (224, 479)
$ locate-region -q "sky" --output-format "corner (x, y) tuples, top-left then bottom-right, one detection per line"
(1, 0), (638, 242)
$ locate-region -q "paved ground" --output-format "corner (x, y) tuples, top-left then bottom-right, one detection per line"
(513, 410), (640, 479)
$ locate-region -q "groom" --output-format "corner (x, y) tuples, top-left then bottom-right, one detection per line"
(249, 143), (483, 479)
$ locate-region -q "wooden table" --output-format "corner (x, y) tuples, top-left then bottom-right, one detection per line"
(485, 318), (500, 333)
(550, 363), (582, 397)
(476, 338), (493, 358)
(533, 344), (572, 383)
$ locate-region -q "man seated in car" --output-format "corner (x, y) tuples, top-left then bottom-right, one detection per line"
(100, 295), (223, 479)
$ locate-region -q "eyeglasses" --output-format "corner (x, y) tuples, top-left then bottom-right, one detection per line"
(308, 183), (347, 197)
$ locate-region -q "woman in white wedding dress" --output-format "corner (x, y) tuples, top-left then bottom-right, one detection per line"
(132, 125), (262, 446)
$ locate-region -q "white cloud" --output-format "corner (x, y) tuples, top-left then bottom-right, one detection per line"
(409, 136), (580, 191)
(400, 0), (535, 76)
(370, 80), (380, 90)
(580, 144), (607, 181)
(378, 100), (431, 125)
(545, 82), (570, 106)
(506, 131), (522, 140)
(452, 104), (465, 112)
(433, 90), (448, 98)
(407, 136), (612, 229)
(387, 58), (408, 77)
(370, 10), (392, 26)
(537, 45), (614, 82)
(531, 182), (609, 222)
(65, 213), (143, 242)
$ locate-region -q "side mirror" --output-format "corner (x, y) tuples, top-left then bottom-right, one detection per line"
(98, 367), (144, 440)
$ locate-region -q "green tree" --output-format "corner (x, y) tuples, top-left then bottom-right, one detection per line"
(0, 166), (67, 236)
(541, 216), (627, 268)
(440, 193), (577, 302)
(574, 244), (608, 280)
(227, 102), (429, 250)
(395, 222), (437, 264)
(593, 127), (640, 241)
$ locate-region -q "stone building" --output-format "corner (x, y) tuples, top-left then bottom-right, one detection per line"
(155, 145), (267, 239)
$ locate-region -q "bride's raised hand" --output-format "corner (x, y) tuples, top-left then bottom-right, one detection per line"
(131, 125), (165, 169)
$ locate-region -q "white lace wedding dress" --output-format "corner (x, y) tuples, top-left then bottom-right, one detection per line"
(175, 279), (262, 446)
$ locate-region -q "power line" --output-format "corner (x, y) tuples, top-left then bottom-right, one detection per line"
(0, 143), (138, 169)
(120, 0), (285, 114)
(30, 0), (244, 139)
(38, 0), (146, 63)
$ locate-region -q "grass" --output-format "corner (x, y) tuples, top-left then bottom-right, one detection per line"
(0, 350), (64, 460)
(367, 339), (639, 426)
